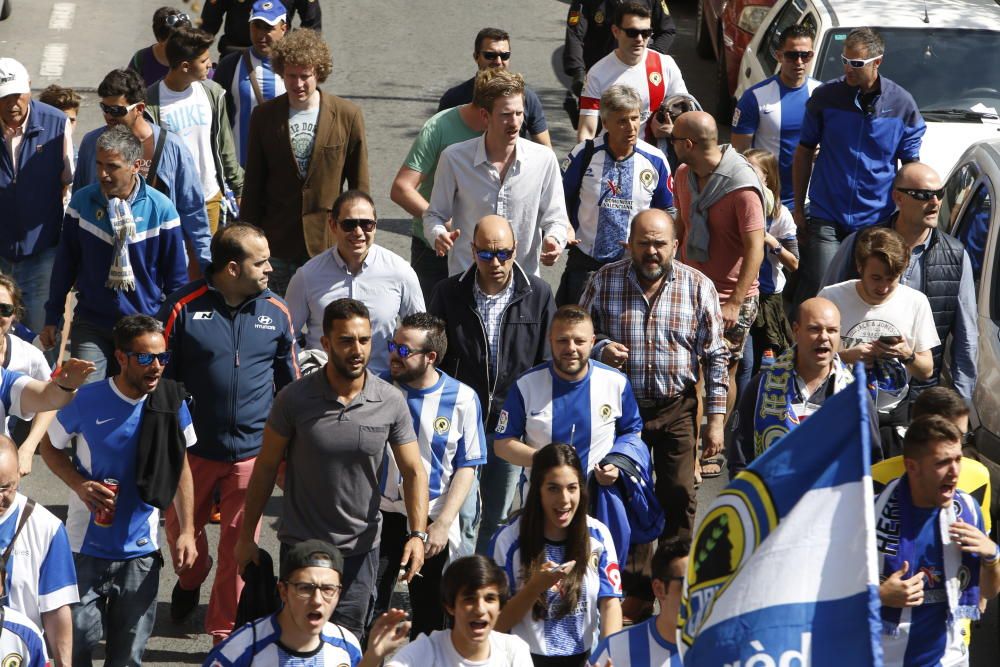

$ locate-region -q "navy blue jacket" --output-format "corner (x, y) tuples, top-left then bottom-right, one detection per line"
(158, 279), (300, 462)
(0, 100), (70, 261)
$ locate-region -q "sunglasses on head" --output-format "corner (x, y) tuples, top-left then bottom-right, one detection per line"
(387, 340), (428, 359)
(621, 27), (653, 39)
(841, 54), (880, 68)
(480, 50), (511, 61)
(896, 187), (944, 201)
(474, 247), (515, 263)
(337, 218), (377, 233)
(100, 102), (141, 118)
(782, 50), (814, 62)
(0, 303), (15, 318)
(124, 351), (171, 366)
(165, 12), (190, 28)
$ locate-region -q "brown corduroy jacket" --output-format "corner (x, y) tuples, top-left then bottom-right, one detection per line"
(241, 91), (369, 259)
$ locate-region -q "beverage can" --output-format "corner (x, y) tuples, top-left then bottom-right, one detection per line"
(94, 478), (119, 527)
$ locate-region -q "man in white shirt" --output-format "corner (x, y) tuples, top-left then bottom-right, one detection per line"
(577, 2), (687, 143)
(819, 227), (939, 456)
(424, 70), (569, 278)
(285, 190), (424, 375)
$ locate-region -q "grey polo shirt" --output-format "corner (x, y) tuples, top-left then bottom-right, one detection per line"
(267, 368), (416, 556)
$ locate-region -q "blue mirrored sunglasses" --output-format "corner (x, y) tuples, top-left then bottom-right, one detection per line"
(387, 341), (428, 359)
(474, 248), (515, 263)
(124, 351), (171, 366)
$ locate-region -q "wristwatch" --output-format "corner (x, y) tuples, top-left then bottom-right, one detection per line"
(902, 352), (916, 365)
(406, 530), (428, 544)
(769, 244), (783, 255)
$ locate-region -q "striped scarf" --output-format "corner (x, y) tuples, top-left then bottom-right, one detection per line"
(106, 197), (136, 292)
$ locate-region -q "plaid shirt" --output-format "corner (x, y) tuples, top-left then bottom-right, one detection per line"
(580, 258), (730, 413)
(475, 275), (516, 380)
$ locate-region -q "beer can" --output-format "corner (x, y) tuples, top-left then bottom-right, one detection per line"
(94, 478), (119, 527)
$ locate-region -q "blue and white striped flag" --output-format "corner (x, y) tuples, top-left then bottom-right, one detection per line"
(678, 365), (883, 666)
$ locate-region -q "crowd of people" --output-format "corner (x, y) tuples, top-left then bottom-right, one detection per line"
(0, 0), (994, 665)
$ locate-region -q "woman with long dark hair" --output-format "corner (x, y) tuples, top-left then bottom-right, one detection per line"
(489, 443), (622, 666)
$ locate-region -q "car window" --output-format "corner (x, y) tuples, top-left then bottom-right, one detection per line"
(952, 182), (992, 285)
(800, 12), (817, 36)
(756, 0), (807, 74)
(940, 162), (981, 235)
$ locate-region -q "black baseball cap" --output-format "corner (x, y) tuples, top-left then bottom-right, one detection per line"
(280, 540), (344, 580)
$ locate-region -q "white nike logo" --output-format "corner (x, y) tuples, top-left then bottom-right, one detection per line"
(96, 418), (114, 425)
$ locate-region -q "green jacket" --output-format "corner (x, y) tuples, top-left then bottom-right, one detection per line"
(145, 79), (244, 197)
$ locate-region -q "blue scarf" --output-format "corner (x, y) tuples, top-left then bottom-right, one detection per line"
(752, 348), (854, 458)
(875, 475), (981, 637)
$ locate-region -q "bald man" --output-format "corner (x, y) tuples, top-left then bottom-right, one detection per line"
(428, 215), (556, 554)
(818, 162), (976, 403)
(0, 436), (77, 666)
(671, 111), (766, 422)
(726, 297), (881, 476)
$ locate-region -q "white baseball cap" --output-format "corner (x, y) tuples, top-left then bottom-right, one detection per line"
(0, 59), (29, 98)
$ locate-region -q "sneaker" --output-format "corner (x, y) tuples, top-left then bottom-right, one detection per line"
(170, 581), (200, 622)
(209, 503), (221, 525)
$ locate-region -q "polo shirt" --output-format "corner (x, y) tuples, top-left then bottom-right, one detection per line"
(284, 244), (424, 375)
(267, 369), (416, 555)
(437, 76), (548, 138)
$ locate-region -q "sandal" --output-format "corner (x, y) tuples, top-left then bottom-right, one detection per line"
(699, 455), (725, 479)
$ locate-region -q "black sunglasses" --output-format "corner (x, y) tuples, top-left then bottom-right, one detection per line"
(896, 187), (944, 202)
(338, 218), (377, 233)
(165, 12), (190, 28)
(387, 341), (428, 359)
(480, 51), (511, 61)
(474, 247), (515, 263)
(0, 303), (14, 318)
(782, 50), (814, 62)
(125, 351), (171, 366)
(100, 102), (140, 118)
(622, 27), (653, 39)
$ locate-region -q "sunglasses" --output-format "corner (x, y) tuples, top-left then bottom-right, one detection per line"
(841, 54), (880, 68)
(387, 341), (428, 359)
(480, 51), (511, 61)
(165, 12), (190, 28)
(896, 187), (944, 201)
(0, 303), (14, 318)
(621, 27), (653, 39)
(100, 102), (141, 118)
(124, 351), (171, 366)
(474, 247), (515, 263)
(782, 50), (814, 62)
(337, 218), (377, 233)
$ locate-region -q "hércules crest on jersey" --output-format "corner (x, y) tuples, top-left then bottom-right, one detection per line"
(434, 416), (451, 435)
(639, 169), (657, 192)
(2, 653), (22, 667)
(649, 71), (662, 86)
(594, 10), (605, 24)
(599, 404), (613, 421)
(95, 209), (104, 220)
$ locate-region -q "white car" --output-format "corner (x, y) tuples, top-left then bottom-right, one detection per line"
(734, 0), (1000, 179)
(938, 138), (1000, 458)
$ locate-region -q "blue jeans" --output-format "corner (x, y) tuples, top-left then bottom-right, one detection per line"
(475, 436), (520, 555)
(73, 551), (161, 667)
(71, 319), (118, 384)
(794, 217), (852, 306)
(267, 256), (310, 298)
(457, 467), (481, 557)
(0, 246), (57, 334)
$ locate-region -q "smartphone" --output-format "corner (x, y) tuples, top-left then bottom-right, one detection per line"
(546, 560), (576, 573)
(878, 335), (902, 345)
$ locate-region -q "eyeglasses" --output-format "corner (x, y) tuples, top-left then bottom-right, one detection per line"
(896, 187), (944, 201)
(782, 50), (814, 62)
(285, 581), (342, 600)
(668, 135), (696, 144)
(124, 351), (171, 366)
(387, 341), (429, 359)
(337, 218), (377, 233)
(479, 50), (511, 61)
(164, 12), (191, 28)
(474, 247), (515, 263)
(0, 303), (14, 318)
(841, 54), (880, 68)
(100, 102), (141, 118)
(622, 27), (653, 39)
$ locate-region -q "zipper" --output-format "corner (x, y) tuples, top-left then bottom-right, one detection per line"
(225, 295), (264, 457)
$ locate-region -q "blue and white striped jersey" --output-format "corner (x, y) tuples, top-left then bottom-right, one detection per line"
(226, 50), (284, 165)
(206, 613), (363, 667)
(47, 378), (196, 559)
(490, 515), (623, 657)
(0, 494), (78, 629)
(379, 371), (486, 518)
(562, 135), (673, 263)
(758, 206), (797, 295)
(0, 606), (49, 667)
(495, 360), (642, 504)
(589, 617), (681, 666)
(0, 366), (32, 432)
(732, 75), (821, 207)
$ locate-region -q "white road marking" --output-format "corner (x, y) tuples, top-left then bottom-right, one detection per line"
(48, 2), (76, 30)
(39, 44), (68, 78)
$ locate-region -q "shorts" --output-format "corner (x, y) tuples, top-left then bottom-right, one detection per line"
(723, 294), (759, 361)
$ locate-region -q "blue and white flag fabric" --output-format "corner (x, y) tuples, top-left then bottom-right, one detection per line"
(678, 365), (883, 666)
